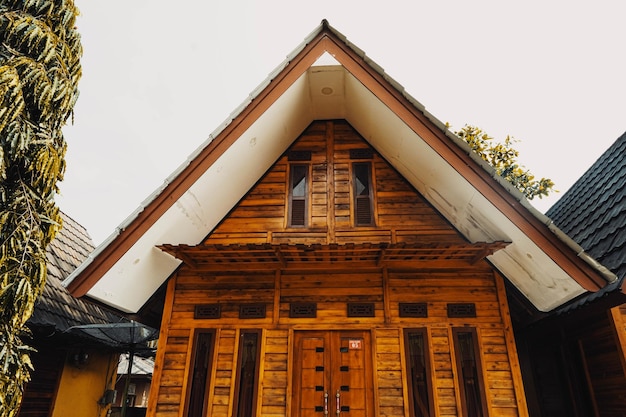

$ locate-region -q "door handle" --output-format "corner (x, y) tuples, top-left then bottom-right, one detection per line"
(336, 389), (341, 416)
(324, 391), (329, 416)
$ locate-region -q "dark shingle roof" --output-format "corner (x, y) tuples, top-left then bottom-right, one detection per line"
(28, 212), (123, 332)
(546, 132), (626, 281)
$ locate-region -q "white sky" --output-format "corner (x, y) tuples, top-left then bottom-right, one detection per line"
(59, 1), (626, 245)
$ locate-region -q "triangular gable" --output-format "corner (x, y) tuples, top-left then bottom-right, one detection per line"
(65, 20), (615, 314)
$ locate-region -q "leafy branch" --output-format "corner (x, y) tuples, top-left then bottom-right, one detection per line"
(452, 124), (555, 200)
(0, 1), (82, 415)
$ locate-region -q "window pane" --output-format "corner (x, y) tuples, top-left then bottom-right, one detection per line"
(354, 163), (370, 196)
(289, 165), (308, 226)
(353, 163), (373, 226)
(291, 165), (307, 197)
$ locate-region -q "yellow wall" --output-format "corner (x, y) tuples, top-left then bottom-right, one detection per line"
(52, 349), (118, 417)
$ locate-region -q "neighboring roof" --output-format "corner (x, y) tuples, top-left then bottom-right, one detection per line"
(117, 353), (154, 376)
(64, 20), (615, 315)
(28, 212), (122, 333)
(546, 132), (626, 291)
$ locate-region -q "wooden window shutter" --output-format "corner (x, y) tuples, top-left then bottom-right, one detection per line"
(291, 199), (306, 226)
(353, 162), (374, 226)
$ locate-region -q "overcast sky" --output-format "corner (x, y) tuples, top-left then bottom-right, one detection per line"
(59, 1), (626, 245)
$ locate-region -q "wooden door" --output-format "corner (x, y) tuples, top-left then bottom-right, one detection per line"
(293, 331), (374, 417)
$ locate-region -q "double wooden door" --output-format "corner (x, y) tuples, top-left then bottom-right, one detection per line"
(293, 331), (374, 417)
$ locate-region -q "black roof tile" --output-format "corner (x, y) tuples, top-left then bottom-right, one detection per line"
(29, 212), (123, 333)
(547, 131), (626, 281)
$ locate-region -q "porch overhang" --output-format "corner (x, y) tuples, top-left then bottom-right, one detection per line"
(159, 240), (510, 272)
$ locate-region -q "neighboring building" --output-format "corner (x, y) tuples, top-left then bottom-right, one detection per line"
(64, 21), (622, 417)
(19, 212), (121, 417)
(513, 132), (626, 416)
(111, 353), (154, 417)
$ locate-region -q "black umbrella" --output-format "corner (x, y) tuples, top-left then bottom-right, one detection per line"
(68, 321), (158, 417)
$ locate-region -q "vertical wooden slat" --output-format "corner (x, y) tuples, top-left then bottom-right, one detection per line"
(398, 329), (412, 417)
(273, 270), (281, 324)
(146, 275), (176, 417)
(476, 327), (495, 417)
(577, 340), (600, 417)
(382, 268), (391, 324)
(609, 307), (626, 380)
(494, 271), (529, 417)
(326, 121), (335, 242)
(286, 329), (294, 417)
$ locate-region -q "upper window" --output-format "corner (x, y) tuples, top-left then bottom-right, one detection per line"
(352, 162), (374, 226)
(288, 164), (309, 227)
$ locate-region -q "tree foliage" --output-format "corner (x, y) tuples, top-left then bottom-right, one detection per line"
(453, 125), (555, 200)
(0, 1), (82, 415)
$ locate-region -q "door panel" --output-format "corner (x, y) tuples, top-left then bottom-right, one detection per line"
(293, 331), (373, 417)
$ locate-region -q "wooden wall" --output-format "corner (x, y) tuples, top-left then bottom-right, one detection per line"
(518, 306), (626, 417)
(147, 120), (528, 417)
(208, 120), (457, 246)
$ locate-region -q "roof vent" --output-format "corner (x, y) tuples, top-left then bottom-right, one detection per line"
(289, 302), (317, 318)
(347, 303), (375, 317)
(194, 304), (221, 319)
(288, 150), (312, 161)
(447, 303), (476, 318)
(399, 302), (428, 318)
(239, 304), (267, 319)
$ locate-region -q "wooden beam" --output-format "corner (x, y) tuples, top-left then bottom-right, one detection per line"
(494, 271), (530, 417)
(609, 307), (626, 381)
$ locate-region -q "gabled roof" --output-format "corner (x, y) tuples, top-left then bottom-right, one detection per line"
(546, 132), (626, 284)
(29, 212), (122, 333)
(64, 20), (615, 315)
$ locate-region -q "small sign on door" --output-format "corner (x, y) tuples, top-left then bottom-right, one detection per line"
(348, 339), (362, 350)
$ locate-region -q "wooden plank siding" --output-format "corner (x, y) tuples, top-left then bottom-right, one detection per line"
(148, 120), (527, 417)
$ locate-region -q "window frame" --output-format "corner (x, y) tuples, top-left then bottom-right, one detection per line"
(351, 161), (375, 226)
(403, 328), (435, 417)
(287, 163), (310, 227)
(183, 329), (217, 417)
(452, 327), (489, 417)
(232, 329), (263, 417)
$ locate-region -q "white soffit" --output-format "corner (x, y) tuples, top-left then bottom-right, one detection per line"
(85, 72), (314, 312)
(85, 64), (585, 313)
(339, 70), (586, 311)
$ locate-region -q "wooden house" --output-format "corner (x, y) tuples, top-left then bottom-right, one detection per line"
(65, 21), (621, 417)
(20, 212), (121, 417)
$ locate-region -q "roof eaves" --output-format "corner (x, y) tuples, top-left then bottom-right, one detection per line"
(63, 19), (616, 301)
(395, 81), (618, 287)
(63, 21), (330, 293)
(554, 274), (625, 315)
